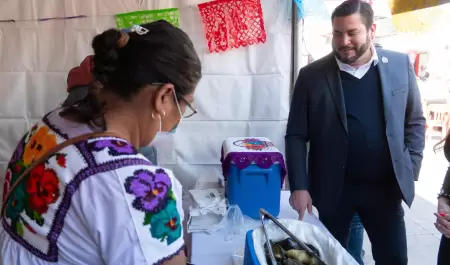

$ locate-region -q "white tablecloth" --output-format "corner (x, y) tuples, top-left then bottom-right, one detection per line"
(189, 191), (329, 265)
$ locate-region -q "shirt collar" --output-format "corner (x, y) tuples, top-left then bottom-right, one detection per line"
(335, 45), (379, 71)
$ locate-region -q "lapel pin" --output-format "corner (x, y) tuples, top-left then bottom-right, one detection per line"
(382, 57), (388, 63)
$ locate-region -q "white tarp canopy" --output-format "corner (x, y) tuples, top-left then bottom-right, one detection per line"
(0, 0), (296, 198)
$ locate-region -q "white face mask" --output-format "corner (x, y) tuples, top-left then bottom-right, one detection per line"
(147, 87), (189, 150)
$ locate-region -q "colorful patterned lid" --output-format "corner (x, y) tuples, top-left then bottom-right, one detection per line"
(220, 137), (286, 186)
(222, 137), (280, 157)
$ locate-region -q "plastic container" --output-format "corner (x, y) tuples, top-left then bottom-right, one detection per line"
(226, 163), (281, 219)
(244, 230), (260, 265)
(221, 137), (284, 220)
(244, 216), (359, 265)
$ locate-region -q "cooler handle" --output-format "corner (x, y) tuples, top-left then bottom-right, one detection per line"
(238, 167), (272, 184)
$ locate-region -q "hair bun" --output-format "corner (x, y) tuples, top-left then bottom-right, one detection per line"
(91, 29), (122, 85)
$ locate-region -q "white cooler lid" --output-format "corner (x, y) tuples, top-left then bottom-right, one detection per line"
(222, 137), (281, 158)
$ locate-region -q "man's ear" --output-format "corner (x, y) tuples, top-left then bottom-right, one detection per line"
(369, 23), (377, 40)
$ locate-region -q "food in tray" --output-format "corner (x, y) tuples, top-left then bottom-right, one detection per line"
(285, 249), (317, 265)
(264, 238), (321, 265)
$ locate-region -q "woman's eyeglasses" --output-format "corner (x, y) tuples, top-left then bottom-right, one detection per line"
(151, 83), (197, 118)
(179, 96), (197, 118)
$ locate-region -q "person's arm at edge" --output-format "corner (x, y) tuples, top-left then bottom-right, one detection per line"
(404, 54), (426, 181)
(440, 165), (450, 197)
(285, 67), (309, 192)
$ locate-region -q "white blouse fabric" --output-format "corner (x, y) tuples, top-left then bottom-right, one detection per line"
(0, 110), (184, 265)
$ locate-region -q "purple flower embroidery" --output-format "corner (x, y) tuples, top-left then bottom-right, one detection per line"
(125, 169), (172, 213)
(89, 139), (137, 156)
(11, 140), (24, 163)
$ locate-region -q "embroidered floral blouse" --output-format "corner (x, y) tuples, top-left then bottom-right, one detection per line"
(0, 109), (184, 265)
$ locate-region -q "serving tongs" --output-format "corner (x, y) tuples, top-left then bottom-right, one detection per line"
(259, 208), (327, 265)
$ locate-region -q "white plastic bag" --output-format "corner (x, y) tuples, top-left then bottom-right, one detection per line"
(207, 205), (259, 238)
(252, 219), (358, 265)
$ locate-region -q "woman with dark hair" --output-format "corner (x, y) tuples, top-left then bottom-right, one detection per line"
(0, 21), (201, 265)
(434, 136), (450, 264)
(64, 54), (159, 165)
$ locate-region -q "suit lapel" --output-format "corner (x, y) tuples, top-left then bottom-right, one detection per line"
(324, 54), (348, 132)
(376, 50), (392, 124)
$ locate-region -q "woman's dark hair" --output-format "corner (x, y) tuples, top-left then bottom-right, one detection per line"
(60, 20), (202, 129)
(435, 129), (450, 152)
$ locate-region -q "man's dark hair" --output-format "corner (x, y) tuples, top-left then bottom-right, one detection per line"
(331, 0), (374, 29)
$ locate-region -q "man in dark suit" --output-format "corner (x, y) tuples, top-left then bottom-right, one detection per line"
(285, 1), (425, 264)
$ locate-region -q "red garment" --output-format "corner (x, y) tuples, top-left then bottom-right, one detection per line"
(67, 56), (93, 92)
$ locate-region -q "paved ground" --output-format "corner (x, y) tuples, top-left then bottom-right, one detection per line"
(363, 139), (446, 264)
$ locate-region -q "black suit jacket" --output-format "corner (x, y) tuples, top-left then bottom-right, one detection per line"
(285, 49), (425, 215)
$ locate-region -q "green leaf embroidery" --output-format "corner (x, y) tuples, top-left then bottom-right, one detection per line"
(24, 207), (44, 226)
(25, 207), (34, 219)
(143, 212), (153, 226)
(33, 211), (44, 226)
(16, 222), (24, 237)
(11, 220), (18, 232)
(149, 200), (181, 245)
(168, 190), (176, 201)
(17, 160), (26, 169)
(11, 168), (24, 184)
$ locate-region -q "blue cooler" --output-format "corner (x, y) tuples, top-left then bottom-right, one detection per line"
(221, 137), (286, 219)
(244, 229), (261, 265)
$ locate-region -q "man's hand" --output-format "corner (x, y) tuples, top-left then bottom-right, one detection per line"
(289, 190), (313, 220)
